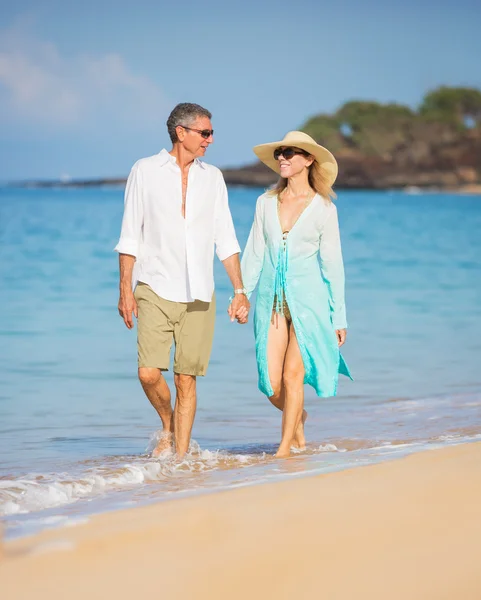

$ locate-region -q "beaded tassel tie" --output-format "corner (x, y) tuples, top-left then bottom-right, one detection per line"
(274, 231), (289, 315)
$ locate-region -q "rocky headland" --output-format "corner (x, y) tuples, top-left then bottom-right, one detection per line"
(223, 86), (481, 192)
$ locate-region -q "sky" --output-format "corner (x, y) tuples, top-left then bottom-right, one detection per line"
(0, 0), (480, 181)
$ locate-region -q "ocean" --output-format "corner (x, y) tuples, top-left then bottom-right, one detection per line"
(1, 185), (481, 538)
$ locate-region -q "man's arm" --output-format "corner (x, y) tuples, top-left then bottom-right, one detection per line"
(222, 253), (250, 324)
(118, 254), (137, 329)
(114, 163), (143, 329)
(213, 172), (249, 324)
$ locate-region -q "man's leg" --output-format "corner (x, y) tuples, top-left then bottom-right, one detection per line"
(138, 368), (174, 456)
(134, 283), (176, 456)
(173, 374), (196, 458)
(172, 294), (216, 458)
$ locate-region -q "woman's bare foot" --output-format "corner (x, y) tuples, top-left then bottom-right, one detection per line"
(291, 410), (308, 450)
(151, 431), (173, 457)
(274, 445), (291, 458)
(276, 411), (308, 457)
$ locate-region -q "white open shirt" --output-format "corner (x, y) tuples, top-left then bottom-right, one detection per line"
(114, 149), (241, 303)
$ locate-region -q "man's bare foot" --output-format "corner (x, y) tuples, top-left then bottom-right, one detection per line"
(151, 431), (173, 457)
(291, 410), (308, 450)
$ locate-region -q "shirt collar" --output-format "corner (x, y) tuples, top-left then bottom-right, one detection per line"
(157, 148), (206, 170)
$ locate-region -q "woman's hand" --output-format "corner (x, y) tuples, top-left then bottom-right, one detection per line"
(336, 329), (347, 347)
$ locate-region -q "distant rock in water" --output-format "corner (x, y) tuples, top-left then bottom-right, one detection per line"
(14, 177), (127, 189)
(222, 162), (277, 188)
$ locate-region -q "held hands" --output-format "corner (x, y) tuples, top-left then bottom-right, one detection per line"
(228, 293), (250, 324)
(336, 329), (347, 347)
(118, 291), (138, 329)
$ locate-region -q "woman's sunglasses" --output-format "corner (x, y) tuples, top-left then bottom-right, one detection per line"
(181, 125), (214, 139)
(273, 147), (309, 160)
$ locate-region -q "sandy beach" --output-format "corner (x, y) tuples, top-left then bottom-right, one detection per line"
(2, 442), (481, 600)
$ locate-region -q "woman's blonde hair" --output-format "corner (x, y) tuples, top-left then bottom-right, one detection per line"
(268, 154), (336, 201)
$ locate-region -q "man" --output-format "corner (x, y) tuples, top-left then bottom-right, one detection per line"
(115, 103), (249, 458)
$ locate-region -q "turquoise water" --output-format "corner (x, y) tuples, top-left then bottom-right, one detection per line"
(1, 186), (481, 537)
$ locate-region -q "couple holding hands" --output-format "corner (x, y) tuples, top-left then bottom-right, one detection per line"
(115, 102), (351, 459)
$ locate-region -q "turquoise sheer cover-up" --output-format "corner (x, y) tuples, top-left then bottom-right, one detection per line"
(241, 192), (352, 398)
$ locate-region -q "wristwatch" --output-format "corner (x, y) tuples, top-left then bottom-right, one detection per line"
(234, 288), (247, 295)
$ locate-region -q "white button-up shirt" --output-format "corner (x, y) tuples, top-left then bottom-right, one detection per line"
(114, 149), (241, 303)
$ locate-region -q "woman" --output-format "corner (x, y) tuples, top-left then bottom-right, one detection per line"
(241, 131), (352, 458)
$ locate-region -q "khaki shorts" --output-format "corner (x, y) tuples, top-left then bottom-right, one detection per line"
(134, 283), (216, 376)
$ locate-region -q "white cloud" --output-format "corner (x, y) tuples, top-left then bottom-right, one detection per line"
(0, 22), (168, 129)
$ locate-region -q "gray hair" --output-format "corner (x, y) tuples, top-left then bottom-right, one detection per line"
(166, 103), (212, 143)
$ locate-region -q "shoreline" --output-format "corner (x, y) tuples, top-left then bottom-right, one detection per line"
(4, 179), (481, 195)
(2, 442), (481, 599)
(3, 434), (481, 540)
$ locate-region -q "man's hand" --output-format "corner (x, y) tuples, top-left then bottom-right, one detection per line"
(228, 294), (250, 324)
(118, 291), (138, 329)
(118, 254), (137, 329)
(336, 329), (347, 347)
(221, 254), (250, 324)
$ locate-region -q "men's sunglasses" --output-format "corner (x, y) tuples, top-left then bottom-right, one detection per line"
(273, 147), (309, 160)
(181, 125), (214, 139)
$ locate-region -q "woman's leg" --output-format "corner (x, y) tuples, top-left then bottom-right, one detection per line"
(267, 314), (307, 449)
(275, 324), (305, 458)
(267, 313), (289, 405)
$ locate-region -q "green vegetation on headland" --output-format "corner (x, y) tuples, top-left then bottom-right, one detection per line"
(223, 86), (481, 191)
(12, 86), (481, 192)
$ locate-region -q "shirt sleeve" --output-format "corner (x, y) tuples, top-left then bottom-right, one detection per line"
(319, 204), (348, 330)
(241, 195), (266, 299)
(214, 172), (241, 261)
(114, 163), (143, 257)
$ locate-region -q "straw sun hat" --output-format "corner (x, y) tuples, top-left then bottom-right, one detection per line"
(253, 130), (338, 187)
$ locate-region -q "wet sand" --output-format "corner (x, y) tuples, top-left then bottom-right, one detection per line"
(2, 442), (481, 600)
